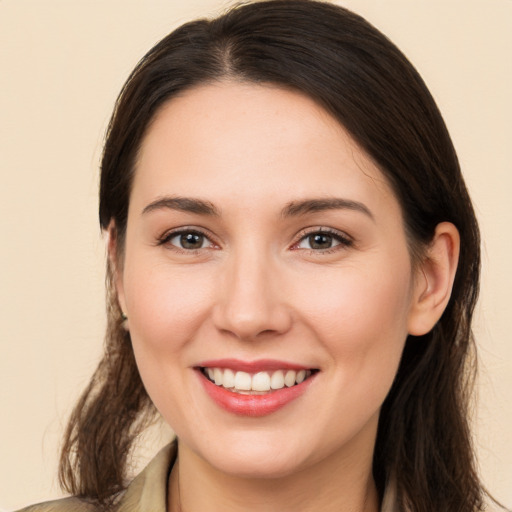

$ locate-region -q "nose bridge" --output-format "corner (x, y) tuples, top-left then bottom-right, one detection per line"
(213, 242), (291, 339)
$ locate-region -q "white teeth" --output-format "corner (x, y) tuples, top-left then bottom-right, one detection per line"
(234, 371), (252, 390)
(213, 368), (223, 386)
(252, 372), (271, 391)
(203, 367), (313, 392)
(296, 369), (306, 384)
(270, 370), (285, 390)
(223, 368), (235, 388)
(284, 370), (296, 387)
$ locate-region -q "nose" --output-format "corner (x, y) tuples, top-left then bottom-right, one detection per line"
(212, 250), (293, 341)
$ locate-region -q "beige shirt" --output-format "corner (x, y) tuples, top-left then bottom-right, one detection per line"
(17, 443), (398, 512)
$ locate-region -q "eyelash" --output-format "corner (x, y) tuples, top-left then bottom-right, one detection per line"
(157, 227), (217, 254)
(291, 227), (353, 254)
(157, 227), (353, 254)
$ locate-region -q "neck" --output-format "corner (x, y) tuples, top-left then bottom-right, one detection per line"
(168, 437), (380, 512)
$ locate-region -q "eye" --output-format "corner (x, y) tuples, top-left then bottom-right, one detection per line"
(295, 229), (352, 251)
(160, 229), (214, 251)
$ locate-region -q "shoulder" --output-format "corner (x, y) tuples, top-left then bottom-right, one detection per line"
(15, 442), (177, 512)
(14, 496), (97, 512)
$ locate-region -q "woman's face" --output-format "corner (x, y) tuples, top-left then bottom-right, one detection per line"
(116, 82), (423, 478)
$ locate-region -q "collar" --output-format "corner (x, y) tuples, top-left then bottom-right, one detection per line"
(116, 442), (398, 512)
(116, 443), (176, 511)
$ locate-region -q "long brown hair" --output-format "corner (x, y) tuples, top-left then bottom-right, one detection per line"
(60, 1), (487, 510)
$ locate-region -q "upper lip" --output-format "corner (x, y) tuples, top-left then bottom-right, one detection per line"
(196, 358), (315, 373)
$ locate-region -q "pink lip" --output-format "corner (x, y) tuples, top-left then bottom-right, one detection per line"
(197, 358), (311, 373)
(195, 366), (317, 417)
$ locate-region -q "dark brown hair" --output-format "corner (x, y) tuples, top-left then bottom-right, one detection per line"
(60, 1), (487, 510)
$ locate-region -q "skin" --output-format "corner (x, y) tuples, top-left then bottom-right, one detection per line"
(112, 82), (459, 512)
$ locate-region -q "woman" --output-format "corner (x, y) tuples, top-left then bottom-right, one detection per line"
(16, 1), (499, 511)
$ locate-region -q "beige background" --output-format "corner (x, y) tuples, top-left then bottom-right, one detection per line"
(1, 0), (510, 510)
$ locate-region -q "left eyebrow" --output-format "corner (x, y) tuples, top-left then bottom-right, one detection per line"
(141, 196), (220, 216)
(281, 198), (374, 221)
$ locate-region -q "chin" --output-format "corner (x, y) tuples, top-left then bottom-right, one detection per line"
(213, 451), (307, 480)
(188, 432), (312, 479)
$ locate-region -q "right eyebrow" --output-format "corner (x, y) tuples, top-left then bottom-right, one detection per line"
(141, 196), (220, 216)
(281, 197), (375, 221)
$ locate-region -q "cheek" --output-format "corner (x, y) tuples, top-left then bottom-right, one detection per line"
(121, 257), (216, 425)
(295, 257), (413, 384)
(122, 257), (214, 357)
(301, 265), (411, 337)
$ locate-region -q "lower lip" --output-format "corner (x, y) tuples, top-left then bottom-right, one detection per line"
(197, 370), (316, 417)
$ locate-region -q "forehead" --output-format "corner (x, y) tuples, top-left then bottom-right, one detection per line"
(133, 81), (399, 219)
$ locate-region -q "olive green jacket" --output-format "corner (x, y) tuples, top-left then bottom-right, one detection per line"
(16, 443), (398, 512)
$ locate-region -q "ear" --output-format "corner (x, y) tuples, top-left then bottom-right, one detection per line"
(106, 221), (128, 321)
(407, 222), (460, 336)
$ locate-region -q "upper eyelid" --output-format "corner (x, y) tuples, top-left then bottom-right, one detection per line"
(158, 226), (217, 246)
(157, 225), (353, 248)
(293, 226), (353, 243)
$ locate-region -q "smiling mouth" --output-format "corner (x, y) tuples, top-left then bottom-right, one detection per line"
(200, 367), (318, 395)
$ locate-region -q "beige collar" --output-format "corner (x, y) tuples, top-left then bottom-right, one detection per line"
(117, 442), (398, 512)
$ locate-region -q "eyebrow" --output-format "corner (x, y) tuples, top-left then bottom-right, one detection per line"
(142, 196), (220, 216)
(141, 195), (373, 221)
(281, 198), (374, 220)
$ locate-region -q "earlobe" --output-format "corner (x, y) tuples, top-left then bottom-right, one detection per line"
(407, 222), (460, 336)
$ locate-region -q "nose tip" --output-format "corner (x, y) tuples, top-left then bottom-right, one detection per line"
(212, 260), (292, 341)
(215, 301), (291, 340)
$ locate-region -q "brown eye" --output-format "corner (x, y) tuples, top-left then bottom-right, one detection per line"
(308, 233), (335, 250)
(181, 233), (204, 249)
(295, 229), (352, 251)
(167, 231), (210, 250)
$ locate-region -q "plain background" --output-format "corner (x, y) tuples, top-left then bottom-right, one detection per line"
(1, 0), (510, 510)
